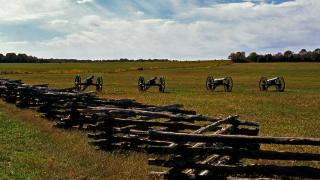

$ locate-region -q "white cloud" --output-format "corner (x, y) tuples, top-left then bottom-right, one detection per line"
(0, 40), (30, 54)
(77, 0), (94, 4)
(49, 19), (69, 25)
(0, 0), (319, 59)
(3, 41), (29, 45)
(0, 0), (68, 22)
(135, 11), (145, 17)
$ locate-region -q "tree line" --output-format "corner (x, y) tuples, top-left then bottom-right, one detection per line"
(228, 48), (320, 63)
(0, 53), (171, 63)
(2, 50), (320, 63)
(0, 53), (86, 63)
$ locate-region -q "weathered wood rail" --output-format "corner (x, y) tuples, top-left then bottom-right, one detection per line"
(0, 77), (319, 179)
(148, 129), (320, 179)
(148, 115), (264, 179)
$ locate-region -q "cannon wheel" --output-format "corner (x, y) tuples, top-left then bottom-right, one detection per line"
(159, 76), (166, 93)
(259, 77), (268, 91)
(74, 75), (81, 91)
(138, 76), (146, 91)
(276, 76), (285, 92)
(224, 77), (233, 92)
(96, 76), (103, 92)
(206, 76), (215, 90)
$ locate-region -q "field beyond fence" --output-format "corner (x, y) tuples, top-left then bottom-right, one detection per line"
(0, 62), (319, 179)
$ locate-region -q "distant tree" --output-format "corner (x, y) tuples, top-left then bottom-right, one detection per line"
(17, 53), (28, 63)
(228, 52), (235, 61)
(272, 52), (282, 62)
(314, 48), (320, 54)
(265, 54), (273, 62)
(257, 55), (266, 62)
(292, 54), (301, 62)
(0, 53), (3, 62)
(275, 52), (283, 56)
(4, 53), (17, 62)
(313, 48), (320, 62)
(228, 52), (247, 63)
(305, 51), (315, 62)
(228, 48), (320, 63)
(247, 52), (258, 62)
(299, 49), (308, 55)
(284, 50), (294, 62)
(120, 58), (129, 62)
(284, 50), (294, 57)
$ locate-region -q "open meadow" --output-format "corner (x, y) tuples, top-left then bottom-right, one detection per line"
(0, 61), (319, 179)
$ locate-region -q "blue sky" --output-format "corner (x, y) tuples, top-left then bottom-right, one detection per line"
(0, 0), (319, 60)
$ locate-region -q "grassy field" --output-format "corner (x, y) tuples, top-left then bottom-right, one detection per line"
(0, 61), (319, 178)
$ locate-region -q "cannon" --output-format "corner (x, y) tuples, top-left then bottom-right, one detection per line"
(259, 76), (285, 92)
(74, 75), (103, 92)
(138, 76), (165, 93)
(206, 76), (233, 92)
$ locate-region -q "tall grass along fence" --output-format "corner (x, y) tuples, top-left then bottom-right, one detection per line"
(0, 77), (319, 179)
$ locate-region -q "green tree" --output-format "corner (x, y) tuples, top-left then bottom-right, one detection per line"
(313, 48), (320, 62)
(299, 49), (307, 55)
(264, 54), (273, 62)
(5, 53), (17, 62)
(0, 53), (3, 62)
(247, 52), (258, 62)
(284, 50), (294, 62)
(228, 52), (247, 63)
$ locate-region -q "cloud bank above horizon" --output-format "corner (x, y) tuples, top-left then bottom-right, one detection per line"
(0, 0), (319, 60)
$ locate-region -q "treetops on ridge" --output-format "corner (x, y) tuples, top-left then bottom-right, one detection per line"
(229, 48), (320, 63)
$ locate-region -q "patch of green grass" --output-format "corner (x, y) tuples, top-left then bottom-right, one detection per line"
(1, 62), (319, 138)
(0, 111), (47, 179)
(0, 61), (319, 177)
(0, 103), (149, 179)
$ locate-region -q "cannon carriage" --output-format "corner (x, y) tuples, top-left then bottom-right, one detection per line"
(74, 75), (103, 92)
(259, 76), (285, 92)
(206, 76), (233, 92)
(138, 76), (165, 93)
